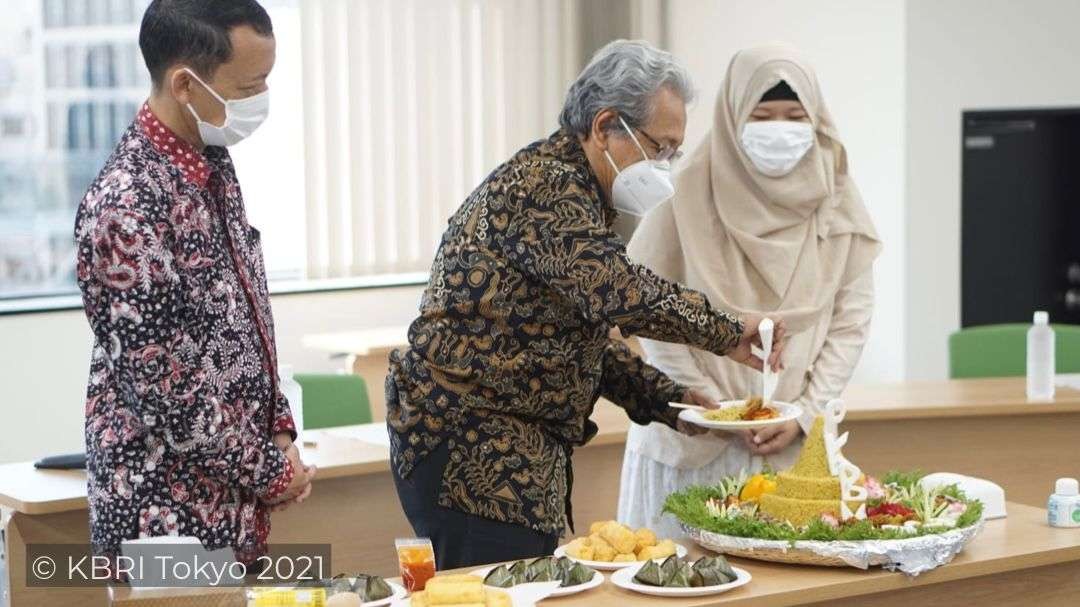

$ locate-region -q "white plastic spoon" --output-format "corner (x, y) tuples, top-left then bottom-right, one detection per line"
(668, 402), (708, 411)
(759, 318), (775, 405)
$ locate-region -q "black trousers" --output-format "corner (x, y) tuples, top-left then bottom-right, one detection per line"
(391, 442), (560, 570)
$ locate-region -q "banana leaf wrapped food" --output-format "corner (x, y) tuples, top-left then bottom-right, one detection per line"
(691, 556), (737, 587)
(562, 562), (595, 587)
(484, 557), (595, 589)
(319, 573), (393, 602)
(483, 564), (516, 588)
(359, 574), (393, 601)
(554, 556), (573, 575)
(632, 559), (664, 586)
(508, 560), (528, 580)
(634, 556), (737, 588)
(633, 555), (691, 588)
(658, 555), (680, 584)
(665, 562), (694, 588)
(327, 574), (355, 596)
(525, 557), (559, 583)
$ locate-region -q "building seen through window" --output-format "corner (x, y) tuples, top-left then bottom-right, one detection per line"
(0, 0), (152, 299)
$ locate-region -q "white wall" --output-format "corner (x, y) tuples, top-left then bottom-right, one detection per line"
(0, 286), (423, 464)
(904, 0), (1080, 379)
(666, 0), (908, 384)
(0, 310), (94, 464)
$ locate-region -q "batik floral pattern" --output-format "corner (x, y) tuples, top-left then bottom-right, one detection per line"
(76, 105), (294, 562)
(387, 131), (744, 535)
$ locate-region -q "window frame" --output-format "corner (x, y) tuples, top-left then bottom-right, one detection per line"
(0, 272), (429, 316)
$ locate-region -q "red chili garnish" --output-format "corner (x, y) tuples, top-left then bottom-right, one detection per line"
(867, 503), (916, 519)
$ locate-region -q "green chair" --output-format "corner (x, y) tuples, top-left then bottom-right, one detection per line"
(294, 373), (373, 429)
(948, 323), (1080, 379)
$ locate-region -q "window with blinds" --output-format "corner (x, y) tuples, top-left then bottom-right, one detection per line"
(1, 0), (652, 308)
(298, 0), (582, 280)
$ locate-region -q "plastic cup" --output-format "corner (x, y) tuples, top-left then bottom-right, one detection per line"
(395, 537), (436, 592)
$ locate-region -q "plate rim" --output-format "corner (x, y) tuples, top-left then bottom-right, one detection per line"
(676, 400), (800, 430)
(552, 542), (688, 570)
(468, 564), (604, 597)
(608, 563), (752, 597)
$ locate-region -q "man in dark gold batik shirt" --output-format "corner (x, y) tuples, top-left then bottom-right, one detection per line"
(387, 41), (785, 569)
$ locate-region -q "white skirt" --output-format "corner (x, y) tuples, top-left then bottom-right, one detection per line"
(617, 439), (801, 538)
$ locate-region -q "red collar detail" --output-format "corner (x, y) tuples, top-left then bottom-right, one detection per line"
(137, 103), (212, 188)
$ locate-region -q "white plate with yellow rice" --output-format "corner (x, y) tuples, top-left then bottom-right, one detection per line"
(676, 400), (801, 431)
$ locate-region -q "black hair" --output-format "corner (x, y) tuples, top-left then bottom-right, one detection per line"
(139, 0), (273, 88)
(760, 80), (799, 103)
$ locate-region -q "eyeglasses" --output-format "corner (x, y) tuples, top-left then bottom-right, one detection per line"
(633, 125), (683, 162)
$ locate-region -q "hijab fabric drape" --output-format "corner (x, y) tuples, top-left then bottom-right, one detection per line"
(629, 44), (881, 335)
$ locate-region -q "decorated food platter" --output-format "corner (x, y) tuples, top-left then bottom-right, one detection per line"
(680, 521), (982, 571)
(664, 399), (985, 575)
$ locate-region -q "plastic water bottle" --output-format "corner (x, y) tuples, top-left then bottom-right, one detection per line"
(1048, 478), (1080, 528)
(278, 365), (305, 453)
(1026, 311), (1055, 400)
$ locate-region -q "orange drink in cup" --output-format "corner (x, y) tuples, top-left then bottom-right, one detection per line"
(395, 538), (436, 592)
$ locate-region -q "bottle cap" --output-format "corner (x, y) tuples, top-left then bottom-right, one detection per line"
(1055, 477), (1079, 496)
(1034, 311), (1049, 325)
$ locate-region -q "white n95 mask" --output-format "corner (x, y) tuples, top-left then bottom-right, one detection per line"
(604, 116), (675, 218)
(739, 120), (814, 177)
(183, 67), (269, 147)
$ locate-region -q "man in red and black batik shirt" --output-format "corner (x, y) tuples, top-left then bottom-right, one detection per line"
(74, 0), (314, 563)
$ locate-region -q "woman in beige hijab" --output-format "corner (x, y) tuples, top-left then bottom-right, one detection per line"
(617, 45), (881, 536)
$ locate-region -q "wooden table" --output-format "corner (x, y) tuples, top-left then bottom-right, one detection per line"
(545, 503), (1080, 606)
(4, 378), (1080, 607)
(108, 503), (1080, 607)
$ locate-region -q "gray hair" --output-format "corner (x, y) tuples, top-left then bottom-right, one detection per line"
(559, 39), (695, 136)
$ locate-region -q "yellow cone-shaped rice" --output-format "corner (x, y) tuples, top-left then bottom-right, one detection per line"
(760, 416), (854, 526)
(789, 417), (832, 478)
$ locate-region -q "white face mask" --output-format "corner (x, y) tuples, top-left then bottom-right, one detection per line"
(183, 68), (269, 147)
(739, 120), (814, 177)
(603, 116), (675, 218)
